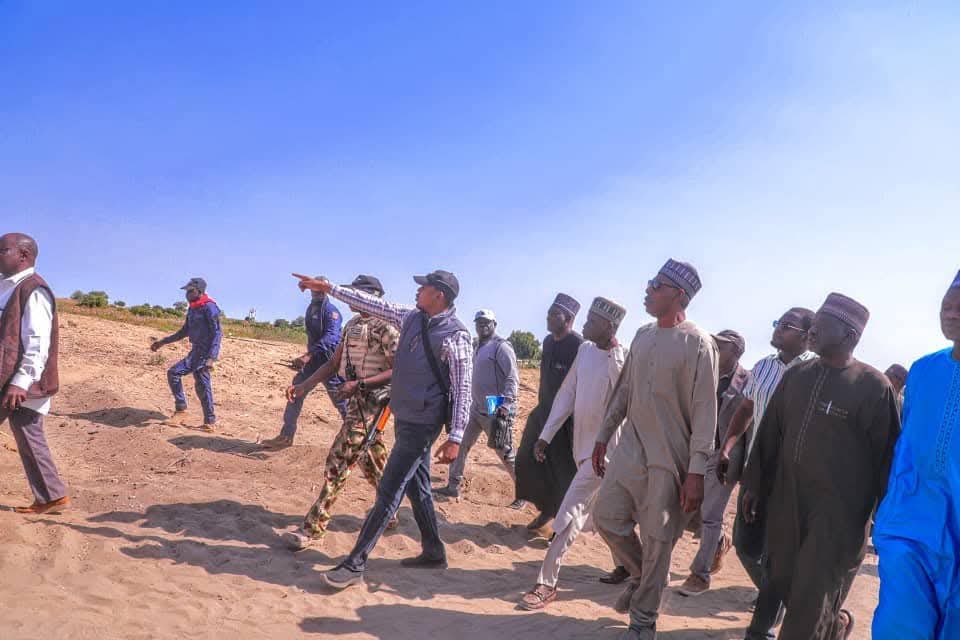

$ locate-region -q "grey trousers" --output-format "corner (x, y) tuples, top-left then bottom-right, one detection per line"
(690, 453), (736, 581)
(2, 407), (66, 503)
(447, 410), (516, 491)
(594, 457), (683, 630)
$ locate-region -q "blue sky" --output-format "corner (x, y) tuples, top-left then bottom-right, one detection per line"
(2, 2), (957, 370)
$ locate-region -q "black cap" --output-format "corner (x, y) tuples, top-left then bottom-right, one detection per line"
(180, 277), (207, 293)
(413, 270), (459, 302)
(343, 274), (384, 297)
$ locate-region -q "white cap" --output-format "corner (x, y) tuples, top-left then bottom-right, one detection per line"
(474, 309), (496, 322)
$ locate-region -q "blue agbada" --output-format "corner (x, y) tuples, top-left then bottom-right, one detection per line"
(874, 347), (960, 639)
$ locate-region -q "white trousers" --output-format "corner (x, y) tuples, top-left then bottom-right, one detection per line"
(536, 460), (611, 587)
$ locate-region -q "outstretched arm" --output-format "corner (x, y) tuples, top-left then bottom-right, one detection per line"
(292, 274), (413, 327)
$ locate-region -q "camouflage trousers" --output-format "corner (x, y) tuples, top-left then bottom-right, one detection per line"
(303, 398), (388, 537)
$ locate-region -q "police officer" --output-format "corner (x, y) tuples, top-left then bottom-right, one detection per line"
(151, 277), (222, 431)
(281, 275), (401, 548)
(262, 276), (348, 449)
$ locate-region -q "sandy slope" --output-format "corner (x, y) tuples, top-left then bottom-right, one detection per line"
(0, 313), (878, 639)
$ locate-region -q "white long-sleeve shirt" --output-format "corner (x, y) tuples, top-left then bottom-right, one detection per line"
(0, 267), (54, 415)
(540, 341), (628, 464)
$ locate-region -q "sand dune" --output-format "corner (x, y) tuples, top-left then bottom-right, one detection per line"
(0, 313), (878, 639)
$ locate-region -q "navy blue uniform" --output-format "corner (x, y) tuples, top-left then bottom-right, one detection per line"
(281, 296), (348, 439)
(161, 299), (222, 424)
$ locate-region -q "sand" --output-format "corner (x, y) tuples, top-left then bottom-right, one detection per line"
(0, 313), (879, 639)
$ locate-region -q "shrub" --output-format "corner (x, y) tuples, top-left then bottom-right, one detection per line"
(79, 291), (109, 308)
(70, 290), (85, 301)
(507, 330), (542, 361)
(273, 319), (291, 329)
(114, 300), (126, 308)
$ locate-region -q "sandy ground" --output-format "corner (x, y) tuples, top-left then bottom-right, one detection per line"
(0, 313), (879, 639)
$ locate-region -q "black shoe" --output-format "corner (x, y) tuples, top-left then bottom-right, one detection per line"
(600, 566), (630, 584)
(400, 553), (448, 569)
(433, 485), (460, 499)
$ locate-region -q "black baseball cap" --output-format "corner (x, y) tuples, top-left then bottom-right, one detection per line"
(342, 274), (384, 297)
(413, 270), (459, 302)
(180, 277), (207, 293)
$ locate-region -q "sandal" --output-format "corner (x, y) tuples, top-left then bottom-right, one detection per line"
(520, 584), (557, 610)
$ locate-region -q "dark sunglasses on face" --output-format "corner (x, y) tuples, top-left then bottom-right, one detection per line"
(773, 320), (807, 333)
(647, 278), (680, 291)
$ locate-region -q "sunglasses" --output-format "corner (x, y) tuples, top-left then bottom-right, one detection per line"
(647, 278), (680, 291)
(773, 320), (807, 333)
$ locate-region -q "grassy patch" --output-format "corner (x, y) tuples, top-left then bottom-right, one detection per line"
(58, 299), (309, 345)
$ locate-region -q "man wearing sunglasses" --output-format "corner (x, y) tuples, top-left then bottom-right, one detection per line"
(591, 259), (719, 640)
(716, 307), (815, 636)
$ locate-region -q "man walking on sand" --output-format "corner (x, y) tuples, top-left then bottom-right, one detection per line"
(0, 232), (69, 514)
(515, 293), (583, 531)
(435, 308), (521, 505)
(280, 275), (401, 547)
(741, 293), (900, 639)
(592, 259), (719, 640)
(519, 297), (628, 610)
(151, 277), (222, 432)
(261, 277), (347, 449)
(292, 270), (471, 589)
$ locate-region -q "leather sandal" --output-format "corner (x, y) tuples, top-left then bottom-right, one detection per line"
(520, 584), (557, 610)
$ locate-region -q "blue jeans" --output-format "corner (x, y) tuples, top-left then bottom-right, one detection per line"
(168, 353), (216, 424)
(734, 492), (783, 640)
(340, 419), (445, 573)
(280, 359), (347, 439)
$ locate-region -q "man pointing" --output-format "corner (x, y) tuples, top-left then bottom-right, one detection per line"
(292, 270), (472, 589)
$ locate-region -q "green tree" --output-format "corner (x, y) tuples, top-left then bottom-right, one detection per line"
(172, 301), (188, 315)
(507, 330), (541, 361)
(79, 291), (109, 307)
(273, 318), (291, 329)
(70, 290), (85, 301)
(291, 316), (306, 329)
(114, 300), (126, 307)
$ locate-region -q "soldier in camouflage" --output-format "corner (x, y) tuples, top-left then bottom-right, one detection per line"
(280, 275), (401, 549)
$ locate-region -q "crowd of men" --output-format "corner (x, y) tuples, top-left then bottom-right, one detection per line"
(2, 229), (959, 639)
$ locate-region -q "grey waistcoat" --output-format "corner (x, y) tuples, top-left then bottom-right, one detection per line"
(389, 307), (468, 426)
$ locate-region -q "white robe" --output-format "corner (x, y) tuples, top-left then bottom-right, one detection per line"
(538, 341), (626, 551)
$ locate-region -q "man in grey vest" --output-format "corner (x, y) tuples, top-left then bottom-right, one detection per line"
(435, 308), (521, 504)
(292, 269), (472, 589)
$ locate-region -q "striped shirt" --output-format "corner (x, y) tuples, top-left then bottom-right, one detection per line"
(743, 350), (817, 457)
(329, 285), (473, 443)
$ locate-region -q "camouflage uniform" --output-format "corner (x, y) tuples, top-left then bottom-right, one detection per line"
(303, 315), (400, 537)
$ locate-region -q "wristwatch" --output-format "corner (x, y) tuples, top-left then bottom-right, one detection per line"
(358, 380), (367, 393)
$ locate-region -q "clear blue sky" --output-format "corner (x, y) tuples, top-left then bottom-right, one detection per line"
(2, 2), (957, 370)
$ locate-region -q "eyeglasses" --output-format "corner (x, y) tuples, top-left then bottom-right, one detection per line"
(773, 320), (807, 333)
(647, 278), (680, 291)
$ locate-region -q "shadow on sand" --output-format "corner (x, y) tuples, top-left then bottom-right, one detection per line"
(57, 407), (168, 429)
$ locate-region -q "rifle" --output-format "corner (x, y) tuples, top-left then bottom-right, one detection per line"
(334, 389), (391, 485)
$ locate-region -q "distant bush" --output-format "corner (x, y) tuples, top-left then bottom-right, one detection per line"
(273, 319), (291, 329)
(71, 290), (85, 301)
(172, 301), (188, 315)
(114, 300), (126, 308)
(79, 291), (109, 308)
(291, 316), (306, 328)
(508, 330), (542, 361)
